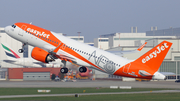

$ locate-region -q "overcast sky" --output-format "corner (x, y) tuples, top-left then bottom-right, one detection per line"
(1, 0), (180, 42)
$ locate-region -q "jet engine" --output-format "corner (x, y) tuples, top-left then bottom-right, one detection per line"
(78, 66), (87, 73)
(31, 47), (55, 63)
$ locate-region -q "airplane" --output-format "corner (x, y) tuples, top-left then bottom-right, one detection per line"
(4, 22), (172, 80)
(1, 42), (63, 67)
(107, 42), (147, 56)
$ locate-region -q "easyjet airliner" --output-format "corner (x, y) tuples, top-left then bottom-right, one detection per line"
(4, 23), (172, 80)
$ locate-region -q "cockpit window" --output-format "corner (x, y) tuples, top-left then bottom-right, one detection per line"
(11, 25), (16, 28)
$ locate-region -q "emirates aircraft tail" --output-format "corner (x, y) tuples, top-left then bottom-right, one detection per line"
(1, 43), (21, 59)
(114, 41), (172, 80)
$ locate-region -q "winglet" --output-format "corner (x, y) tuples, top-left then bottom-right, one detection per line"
(137, 42), (147, 51)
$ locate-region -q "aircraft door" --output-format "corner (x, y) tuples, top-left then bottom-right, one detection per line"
(123, 63), (131, 74)
(18, 25), (27, 36)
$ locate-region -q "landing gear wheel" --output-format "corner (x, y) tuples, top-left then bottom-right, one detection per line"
(18, 49), (24, 53)
(60, 68), (68, 74)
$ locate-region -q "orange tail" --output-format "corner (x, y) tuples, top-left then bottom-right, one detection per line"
(134, 40), (172, 72)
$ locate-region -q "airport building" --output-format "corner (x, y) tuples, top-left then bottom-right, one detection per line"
(94, 27), (180, 80)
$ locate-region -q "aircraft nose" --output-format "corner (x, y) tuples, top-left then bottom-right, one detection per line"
(4, 26), (10, 33)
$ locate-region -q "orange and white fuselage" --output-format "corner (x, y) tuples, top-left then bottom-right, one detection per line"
(5, 23), (172, 80)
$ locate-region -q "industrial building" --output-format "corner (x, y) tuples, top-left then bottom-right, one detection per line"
(95, 27), (180, 80)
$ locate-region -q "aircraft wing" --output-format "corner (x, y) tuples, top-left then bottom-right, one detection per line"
(108, 42), (147, 56)
(3, 60), (16, 63)
(50, 44), (77, 64)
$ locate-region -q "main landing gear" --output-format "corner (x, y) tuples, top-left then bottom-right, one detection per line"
(60, 60), (69, 74)
(18, 43), (26, 53)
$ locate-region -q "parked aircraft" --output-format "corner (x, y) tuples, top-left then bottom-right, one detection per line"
(4, 23), (172, 80)
(1, 42), (63, 67)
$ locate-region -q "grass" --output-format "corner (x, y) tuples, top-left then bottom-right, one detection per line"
(0, 87), (173, 95)
(0, 88), (179, 100)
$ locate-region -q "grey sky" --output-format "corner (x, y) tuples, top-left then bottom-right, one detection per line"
(1, 0), (180, 42)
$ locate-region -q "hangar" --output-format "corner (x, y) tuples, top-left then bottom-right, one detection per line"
(8, 68), (60, 81)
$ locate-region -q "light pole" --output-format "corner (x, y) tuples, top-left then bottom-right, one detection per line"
(77, 32), (81, 41)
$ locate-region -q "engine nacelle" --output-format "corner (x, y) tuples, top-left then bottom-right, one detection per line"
(31, 47), (55, 63)
(78, 66), (87, 73)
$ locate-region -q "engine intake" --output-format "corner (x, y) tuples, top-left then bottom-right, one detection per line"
(31, 47), (55, 63)
(78, 66), (87, 73)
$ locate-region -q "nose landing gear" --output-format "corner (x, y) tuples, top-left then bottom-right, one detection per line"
(18, 43), (26, 53)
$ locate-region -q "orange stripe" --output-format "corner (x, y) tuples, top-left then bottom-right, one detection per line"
(15, 22), (105, 72)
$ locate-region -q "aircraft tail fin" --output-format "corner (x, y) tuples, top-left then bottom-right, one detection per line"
(134, 41), (172, 72)
(1, 43), (21, 59)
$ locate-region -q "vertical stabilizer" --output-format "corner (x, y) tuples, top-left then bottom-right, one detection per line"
(134, 41), (172, 72)
(1, 43), (21, 59)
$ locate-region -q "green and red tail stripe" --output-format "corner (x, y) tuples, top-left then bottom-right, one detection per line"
(1, 44), (20, 59)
